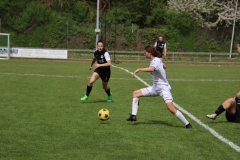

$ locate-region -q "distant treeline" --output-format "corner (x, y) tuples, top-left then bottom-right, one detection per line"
(0, 0), (239, 52)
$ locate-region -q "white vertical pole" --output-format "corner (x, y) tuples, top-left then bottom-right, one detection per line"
(95, 0), (100, 50)
(67, 21), (68, 48)
(0, 18), (1, 33)
(209, 52), (212, 62)
(8, 34), (10, 59)
(230, 0), (238, 58)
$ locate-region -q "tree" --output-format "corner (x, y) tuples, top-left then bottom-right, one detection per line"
(38, 0), (78, 9)
(167, 0), (240, 28)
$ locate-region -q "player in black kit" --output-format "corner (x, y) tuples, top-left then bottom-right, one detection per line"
(80, 40), (112, 102)
(154, 36), (166, 59)
(206, 91), (240, 122)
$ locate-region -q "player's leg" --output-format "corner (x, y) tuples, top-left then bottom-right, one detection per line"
(165, 102), (192, 128)
(127, 86), (155, 121)
(102, 81), (112, 102)
(101, 73), (112, 102)
(161, 88), (192, 128)
(206, 97), (236, 120)
(80, 72), (100, 101)
(224, 98), (237, 115)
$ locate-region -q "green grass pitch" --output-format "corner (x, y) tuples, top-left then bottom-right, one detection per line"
(0, 59), (240, 160)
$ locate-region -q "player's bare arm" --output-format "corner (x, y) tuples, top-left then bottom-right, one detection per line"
(133, 66), (155, 76)
(94, 60), (111, 69)
(90, 58), (96, 70)
(164, 47), (167, 56)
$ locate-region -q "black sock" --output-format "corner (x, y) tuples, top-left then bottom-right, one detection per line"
(105, 89), (110, 96)
(86, 85), (92, 96)
(215, 105), (225, 116)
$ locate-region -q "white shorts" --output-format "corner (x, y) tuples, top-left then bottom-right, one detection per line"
(140, 85), (173, 103)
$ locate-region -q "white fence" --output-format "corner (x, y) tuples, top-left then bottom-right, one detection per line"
(68, 49), (240, 64)
(2, 47), (239, 63)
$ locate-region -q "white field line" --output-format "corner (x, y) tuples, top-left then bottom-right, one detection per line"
(111, 65), (240, 153)
(1, 72), (240, 82)
(1, 72), (83, 79)
(168, 79), (240, 82)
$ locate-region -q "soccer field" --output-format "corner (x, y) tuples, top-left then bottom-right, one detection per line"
(0, 59), (240, 160)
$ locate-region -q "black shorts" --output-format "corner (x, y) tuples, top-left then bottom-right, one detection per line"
(94, 68), (111, 82)
(225, 103), (240, 123)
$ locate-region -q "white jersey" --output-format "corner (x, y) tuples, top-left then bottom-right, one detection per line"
(150, 57), (170, 88)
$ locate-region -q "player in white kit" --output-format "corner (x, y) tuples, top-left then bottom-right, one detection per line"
(126, 45), (192, 129)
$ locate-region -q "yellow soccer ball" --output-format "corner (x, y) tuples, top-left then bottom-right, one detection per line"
(98, 108), (110, 121)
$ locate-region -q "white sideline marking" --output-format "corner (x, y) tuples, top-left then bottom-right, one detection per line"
(168, 79), (240, 82)
(1, 72), (239, 82)
(1, 73), (83, 79)
(111, 65), (240, 153)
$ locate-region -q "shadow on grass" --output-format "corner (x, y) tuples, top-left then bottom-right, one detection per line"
(99, 121), (111, 124)
(206, 121), (240, 129)
(80, 100), (112, 103)
(206, 120), (229, 124)
(127, 120), (182, 128)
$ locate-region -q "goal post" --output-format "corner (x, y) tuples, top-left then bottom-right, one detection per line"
(0, 33), (10, 59)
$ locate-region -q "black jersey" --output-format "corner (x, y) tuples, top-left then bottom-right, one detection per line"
(234, 97), (240, 122)
(93, 49), (111, 73)
(156, 41), (166, 54)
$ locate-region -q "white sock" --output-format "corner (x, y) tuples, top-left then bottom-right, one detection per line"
(132, 98), (139, 115)
(175, 110), (189, 125)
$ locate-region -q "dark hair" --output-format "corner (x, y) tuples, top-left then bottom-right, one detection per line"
(97, 40), (104, 45)
(144, 45), (161, 58)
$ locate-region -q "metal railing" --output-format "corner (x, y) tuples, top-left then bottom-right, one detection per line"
(68, 49), (240, 64)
